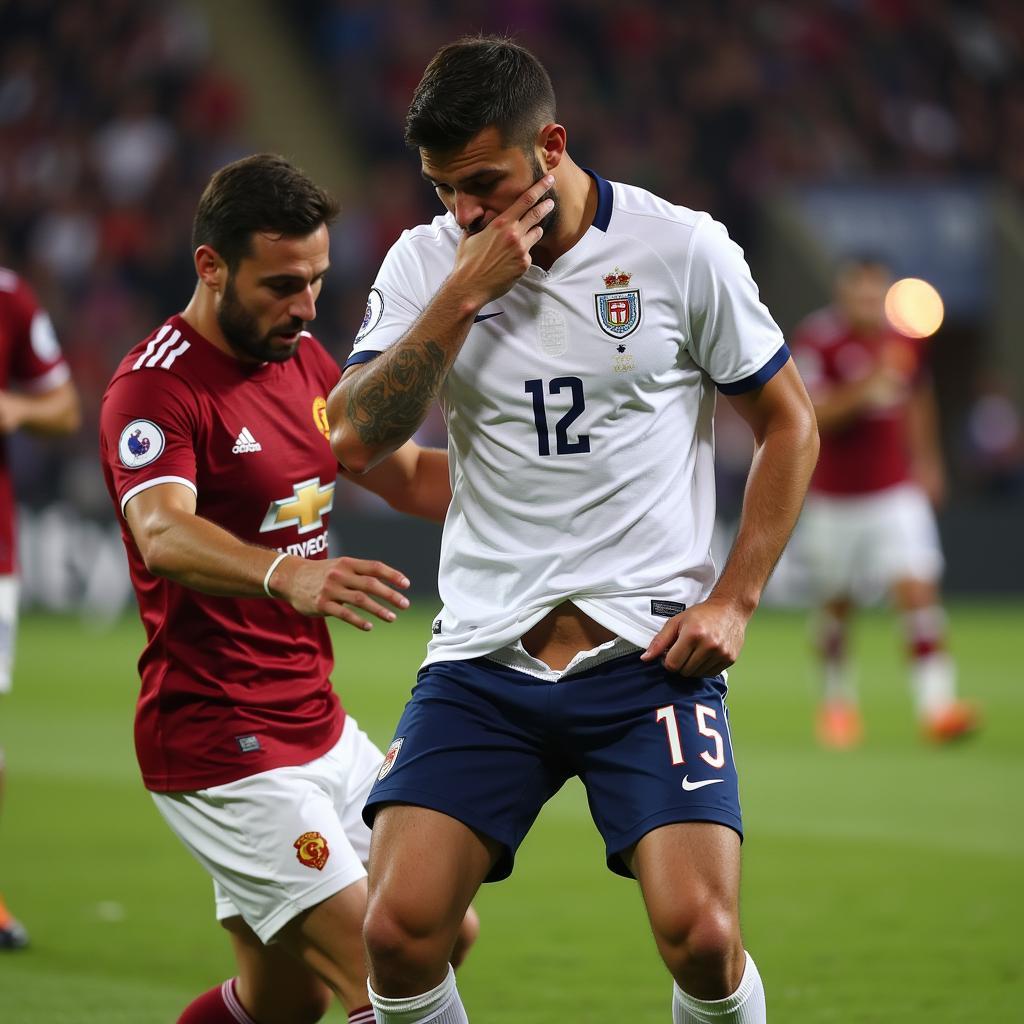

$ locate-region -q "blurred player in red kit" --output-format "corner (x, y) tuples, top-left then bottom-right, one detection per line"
(0, 268), (80, 949)
(793, 256), (978, 748)
(99, 155), (475, 1024)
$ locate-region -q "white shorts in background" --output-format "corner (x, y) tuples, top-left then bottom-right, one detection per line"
(0, 576), (19, 695)
(800, 483), (944, 603)
(151, 715), (384, 943)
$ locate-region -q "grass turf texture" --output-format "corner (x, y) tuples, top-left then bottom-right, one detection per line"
(0, 604), (1020, 1022)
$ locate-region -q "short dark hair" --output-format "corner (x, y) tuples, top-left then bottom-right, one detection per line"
(405, 35), (556, 153)
(192, 153), (340, 270)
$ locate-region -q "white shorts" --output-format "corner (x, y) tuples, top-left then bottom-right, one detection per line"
(151, 715), (384, 943)
(0, 576), (18, 695)
(800, 483), (944, 603)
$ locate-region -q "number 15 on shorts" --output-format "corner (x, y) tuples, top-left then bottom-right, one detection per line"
(656, 703), (726, 769)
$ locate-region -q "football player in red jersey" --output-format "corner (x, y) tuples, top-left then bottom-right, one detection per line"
(100, 155), (475, 1024)
(0, 269), (80, 949)
(793, 257), (978, 747)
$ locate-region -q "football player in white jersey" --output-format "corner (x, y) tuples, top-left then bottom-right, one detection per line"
(328, 36), (819, 1024)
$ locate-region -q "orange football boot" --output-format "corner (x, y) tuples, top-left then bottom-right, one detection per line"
(816, 700), (863, 750)
(923, 701), (980, 743)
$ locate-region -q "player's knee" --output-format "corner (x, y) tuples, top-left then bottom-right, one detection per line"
(655, 900), (741, 978)
(363, 895), (447, 976)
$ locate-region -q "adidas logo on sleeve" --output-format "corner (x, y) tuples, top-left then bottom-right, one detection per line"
(232, 427), (262, 454)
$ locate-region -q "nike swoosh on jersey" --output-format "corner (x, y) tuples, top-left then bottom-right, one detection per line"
(680, 776), (725, 792)
(473, 311), (504, 323)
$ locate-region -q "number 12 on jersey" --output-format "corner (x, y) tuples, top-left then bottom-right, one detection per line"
(525, 377), (590, 456)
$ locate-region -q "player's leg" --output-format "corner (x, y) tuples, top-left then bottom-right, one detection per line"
(176, 913), (334, 1024)
(152, 733), (378, 1019)
(891, 576), (977, 741)
(626, 823), (765, 1022)
(574, 654), (761, 1021)
(878, 484), (978, 740)
(361, 658), (563, 1022)
(364, 804), (499, 1022)
(800, 497), (864, 746)
(814, 595), (863, 748)
(0, 574), (28, 951)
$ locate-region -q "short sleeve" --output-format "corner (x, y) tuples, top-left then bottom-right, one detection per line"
(6, 280), (71, 392)
(684, 216), (789, 394)
(100, 369), (199, 517)
(344, 230), (433, 370)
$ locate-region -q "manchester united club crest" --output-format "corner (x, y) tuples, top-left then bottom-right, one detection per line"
(294, 831), (330, 871)
(595, 268), (641, 339)
(377, 737), (404, 781)
(312, 396), (329, 440)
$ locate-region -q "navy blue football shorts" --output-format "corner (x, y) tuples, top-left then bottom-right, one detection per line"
(363, 653), (742, 881)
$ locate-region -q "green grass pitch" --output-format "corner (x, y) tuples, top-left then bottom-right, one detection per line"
(0, 602), (1021, 1022)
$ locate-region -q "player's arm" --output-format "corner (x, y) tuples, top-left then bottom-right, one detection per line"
(0, 379), (80, 436)
(642, 361), (819, 675)
(907, 378), (946, 505)
(123, 482), (409, 629)
(341, 441), (451, 523)
(328, 177), (555, 473)
(809, 360), (903, 432)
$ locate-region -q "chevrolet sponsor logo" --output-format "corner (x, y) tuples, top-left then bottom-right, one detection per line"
(260, 478), (335, 535)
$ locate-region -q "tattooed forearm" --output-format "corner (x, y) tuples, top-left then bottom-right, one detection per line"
(346, 340), (449, 447)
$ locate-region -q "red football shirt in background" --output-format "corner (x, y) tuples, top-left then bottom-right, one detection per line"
(0, 268), (72, 574)
(793, 307), (929, 496)
(100, 315), (346, 791)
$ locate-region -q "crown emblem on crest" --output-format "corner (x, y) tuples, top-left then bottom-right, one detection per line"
(603, 268), (632, 289)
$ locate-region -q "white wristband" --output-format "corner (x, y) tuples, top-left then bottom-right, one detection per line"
(262, 552), (289, 598)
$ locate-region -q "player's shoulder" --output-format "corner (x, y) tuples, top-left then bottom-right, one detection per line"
(395, 214), (459, 255)
(607, 178), (706, 232)
(105, 318), (200, 396)
(603, 178), (727, 270)
(294, 329), (341, 380)
(604, 179), (712, 259)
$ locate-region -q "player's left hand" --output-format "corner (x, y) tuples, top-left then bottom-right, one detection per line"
(639, 596), (751, 677)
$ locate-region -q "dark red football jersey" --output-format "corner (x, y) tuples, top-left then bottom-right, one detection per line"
(793, 307), (928, 496)
(100, 315), (346, 791)
(0, 268), (71, 574)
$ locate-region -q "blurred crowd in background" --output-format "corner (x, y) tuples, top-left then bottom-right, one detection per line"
(2, 0), (1023, 543)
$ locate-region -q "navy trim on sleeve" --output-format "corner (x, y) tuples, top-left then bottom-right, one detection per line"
(343, 349), (382, 370)
(583, 169), (614, 232)
(715, 343), (791, 395)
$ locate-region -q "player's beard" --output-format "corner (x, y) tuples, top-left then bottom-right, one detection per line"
(527, 152), (560, 237)
(217, 276), (303, 364)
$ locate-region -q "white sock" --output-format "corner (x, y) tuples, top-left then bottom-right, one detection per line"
(911, 651), (956, 717)
(672, 951), (766, 1023)
(368, 965), (468, 1024)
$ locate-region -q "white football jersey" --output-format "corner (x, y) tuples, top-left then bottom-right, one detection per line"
(348, 173), (789, 665)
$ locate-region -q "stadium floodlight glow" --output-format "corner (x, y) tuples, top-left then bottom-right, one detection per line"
(884, 277), (945, 339)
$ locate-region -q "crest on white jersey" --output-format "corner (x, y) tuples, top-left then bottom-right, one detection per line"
(596, 289), (642, 339)
(118, 419), (165, 469)
(356, 288), (384, 341)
